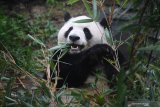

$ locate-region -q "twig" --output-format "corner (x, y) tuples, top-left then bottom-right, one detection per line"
(17, 77), (26, 89)
(0, 42), (16, 64)
(46, 64), (51, 84)
(115, 34), (134, 50)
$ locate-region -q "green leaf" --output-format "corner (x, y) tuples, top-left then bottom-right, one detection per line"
(48, 43), (68, 51)
(71, 91), (81, 97)
(5, 96), (18, 103)
(46, 0), (56, 5)
(82, 0), (93, 17)
(74, 19), (93, 23)
(22, 101), (34, 107)
(92, 0), (97, 19)
(115, 70), (127, 107)
(27, 34), (46, 48)
(139, 44), (160, 51)
(67, 0), (79, 5)
(121, 0), (129, 8)
(1, 77), (10, 81)
(40, 82), (52, 98)
(104, 28), (113, 45)
(95, 94), (105, 106)
(116, 0), (129, 8)
(116, 0), (121, 5)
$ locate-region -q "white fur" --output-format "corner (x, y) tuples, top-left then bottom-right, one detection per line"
(58, 15), (108, 52)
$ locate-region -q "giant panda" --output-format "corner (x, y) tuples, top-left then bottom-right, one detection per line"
(48, 12), (125, 88)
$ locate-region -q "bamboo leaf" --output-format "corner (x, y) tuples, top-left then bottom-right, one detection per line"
(82, 0), (93, 17)
(27, 34), (46, 48)
(74, 19), (93, 23)
(22, 101), (34, 107)
(92, 0), (97, 19)
(116, 0), (129, 8)
(104, 28), (113, 45)
(116, 0), (121, 5)
(48, 44), (68, 51)
(139, 44), (160, 51)
(67, 0), (79, 5)
(115, 70), (127, 107)
(5, 96), (18, 103)
(122, 0), (129, 8)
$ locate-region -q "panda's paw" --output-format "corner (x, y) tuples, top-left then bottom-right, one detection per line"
(90, 44), (115, 57)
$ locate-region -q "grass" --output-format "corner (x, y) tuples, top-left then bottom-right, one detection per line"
(0, 0), (160, 107)
(0, 6), (55, 106)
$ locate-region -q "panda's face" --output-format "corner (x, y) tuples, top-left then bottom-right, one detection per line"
(58, 13), (107, 54)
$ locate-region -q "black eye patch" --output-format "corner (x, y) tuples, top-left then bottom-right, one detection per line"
(83, 27), (92, 40)
(64, 26), (73, 38)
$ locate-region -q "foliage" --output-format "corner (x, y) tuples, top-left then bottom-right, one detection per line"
(114, 0), (160, 106)
(0, 0), (160, 107)
(67, 0), (79, 5)
(0, 7), (56, 107)
(46, 0), (57, 5)
(75, 0), (160, 106)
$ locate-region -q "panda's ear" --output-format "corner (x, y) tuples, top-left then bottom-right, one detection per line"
(100, 18), (108, 28)
(64, 12), (71, 22)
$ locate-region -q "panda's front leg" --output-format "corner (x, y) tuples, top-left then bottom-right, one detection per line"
(84, 44), (116, 65)
(52, 52), (91, 88)
(84, 44), (119, 80)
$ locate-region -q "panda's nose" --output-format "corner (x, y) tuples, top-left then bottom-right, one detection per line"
(69, 35), (80, 42)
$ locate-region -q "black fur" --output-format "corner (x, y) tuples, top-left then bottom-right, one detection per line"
(100, 18), (108, 29)
(83, 27), (92, 40)
(64, 26), (73, 38)
(64, 12), (71, 22)
(47, 44), (125, 88)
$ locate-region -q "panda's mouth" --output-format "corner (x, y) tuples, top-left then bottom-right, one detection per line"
(69, 44), (84, 53)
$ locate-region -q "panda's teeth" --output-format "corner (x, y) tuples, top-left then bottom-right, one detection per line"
(71, 46), (73, 49)
(76, 46), (79, 49)
(71, 46), (79, 49)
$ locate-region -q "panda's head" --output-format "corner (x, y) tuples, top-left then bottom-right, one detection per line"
(58, 12), (108, 54)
